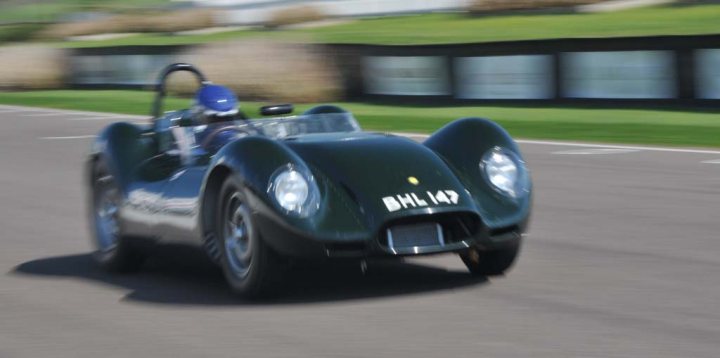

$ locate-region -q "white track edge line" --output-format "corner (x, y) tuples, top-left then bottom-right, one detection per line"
(40, 135), (97, 140)
(6, 105), (716, 154)
(0, 104), (146, 120)
(391, 132), (720, 155)
(515, 139), (720, 155)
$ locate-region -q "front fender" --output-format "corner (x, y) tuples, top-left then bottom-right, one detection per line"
(202, 136), (369, 245)
(208, 135), (307, 203)
(424, 118), (532, 231)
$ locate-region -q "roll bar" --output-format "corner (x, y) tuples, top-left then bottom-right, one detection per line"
(151, 63), (210, 120)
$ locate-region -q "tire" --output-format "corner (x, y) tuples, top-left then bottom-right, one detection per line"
(89, 159), (144, 272)
(460, 245), (520, 276)
(216, 175), (284, 298)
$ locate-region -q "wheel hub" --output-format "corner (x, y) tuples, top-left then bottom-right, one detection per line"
(224, 196), (253, 278)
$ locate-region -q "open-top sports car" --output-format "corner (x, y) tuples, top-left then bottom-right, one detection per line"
(87, 63), (532, 297)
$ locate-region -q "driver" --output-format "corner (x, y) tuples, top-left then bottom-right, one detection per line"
(191, 84), (243, 125)
(191, 84), (247, 152)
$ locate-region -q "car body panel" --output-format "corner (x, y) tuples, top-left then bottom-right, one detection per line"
(88, 113), (531, 260)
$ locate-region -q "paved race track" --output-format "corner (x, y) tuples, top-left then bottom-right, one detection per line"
(1, 104), (719, 358)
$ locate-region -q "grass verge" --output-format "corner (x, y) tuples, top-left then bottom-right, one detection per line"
(0, 0), (170, 24)
(59, 4), (720, 47)
(303, 5), (720, 45)
(0, 90), (718, 147)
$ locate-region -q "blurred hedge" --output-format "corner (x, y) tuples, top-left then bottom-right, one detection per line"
(166, 40), (341, 103)
(0, 45), (65, 90)
(39, 9), (218, 39)
(265, 5), (327, 29)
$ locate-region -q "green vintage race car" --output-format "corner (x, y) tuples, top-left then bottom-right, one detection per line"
(87, 63), (532, 297)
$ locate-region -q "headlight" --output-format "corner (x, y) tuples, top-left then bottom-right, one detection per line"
(270, 166), (319, 217)
(481, 147), (528, 198)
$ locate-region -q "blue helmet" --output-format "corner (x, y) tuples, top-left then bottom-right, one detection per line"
(193, 84), (239, 123)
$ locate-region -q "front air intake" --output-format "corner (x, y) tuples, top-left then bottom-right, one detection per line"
(378, 211), (481, 250)
(387, 222), (444, 249)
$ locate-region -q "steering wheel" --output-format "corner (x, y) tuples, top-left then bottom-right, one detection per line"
(151, 63), (210, 120)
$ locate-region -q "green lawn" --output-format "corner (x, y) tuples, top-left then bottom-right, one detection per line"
(0, 90), (718, 147)
(303, 5), (720, 45)
(0, 0), (170, 23)
(60, 4), (720, 48)
(0, 0), (171, 43)
(0, 3), (68, 23)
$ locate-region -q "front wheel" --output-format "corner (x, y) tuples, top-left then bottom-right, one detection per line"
(216, 176), (284, 298)
(460, 245), (520, 276)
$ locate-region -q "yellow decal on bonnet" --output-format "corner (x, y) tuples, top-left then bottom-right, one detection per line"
(407, 176), (419, 185)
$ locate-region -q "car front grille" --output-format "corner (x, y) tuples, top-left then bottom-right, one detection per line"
(379, 212), (482, 254)
(386, 222), (444, 250)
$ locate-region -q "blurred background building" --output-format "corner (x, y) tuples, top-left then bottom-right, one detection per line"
(0, 0), (718, 104)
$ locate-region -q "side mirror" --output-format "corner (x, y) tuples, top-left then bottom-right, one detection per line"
(260, 104), (294, 116)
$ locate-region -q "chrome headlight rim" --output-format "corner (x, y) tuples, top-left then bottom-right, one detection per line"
(480, 146), (529, 199)
(267, 164), (320, 218)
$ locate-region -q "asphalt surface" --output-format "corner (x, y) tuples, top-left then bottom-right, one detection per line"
(1, 104), (719, 358)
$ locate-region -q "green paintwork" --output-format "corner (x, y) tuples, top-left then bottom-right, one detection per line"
(88, 113), (532, 258)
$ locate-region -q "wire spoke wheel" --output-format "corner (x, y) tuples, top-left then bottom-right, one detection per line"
(216, 176), (286, 298)
(93, 174), (120, 253)
(223, 193), (254, 279)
